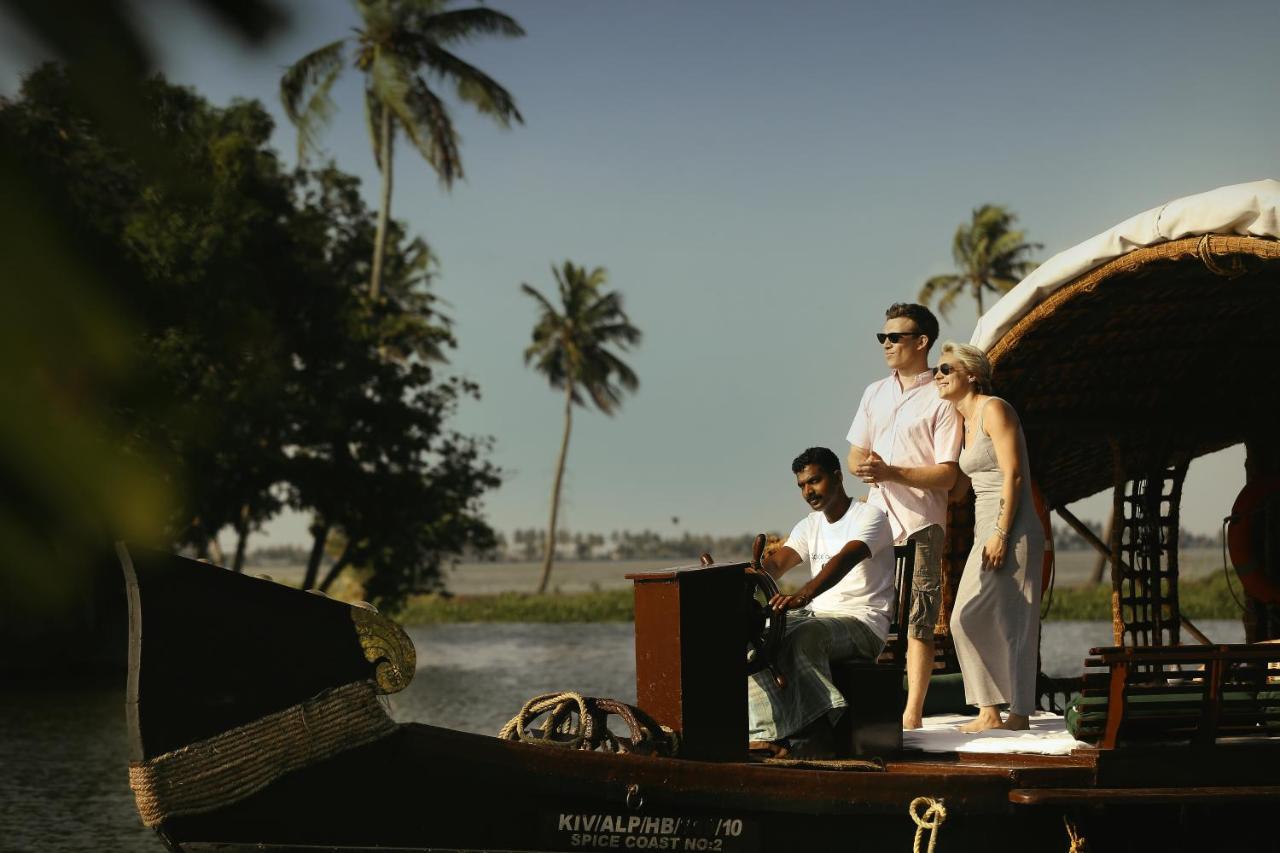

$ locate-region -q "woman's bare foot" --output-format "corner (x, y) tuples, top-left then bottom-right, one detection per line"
(958, 708), (1003, 733)
(1000, 713), (1030, 731)
(903, 713), (923, 730)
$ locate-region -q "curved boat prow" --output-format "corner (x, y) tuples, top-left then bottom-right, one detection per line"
(118, 544), (411, 761)
(118, 544), (415, 848)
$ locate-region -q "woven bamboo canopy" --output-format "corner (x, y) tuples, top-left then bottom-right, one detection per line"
(986, 233), (1280, 509)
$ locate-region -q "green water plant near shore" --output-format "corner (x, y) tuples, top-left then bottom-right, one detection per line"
(393, 570), (1249, 625)
(1043, 570), (1245, 622)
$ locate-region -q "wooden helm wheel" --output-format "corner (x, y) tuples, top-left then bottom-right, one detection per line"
(744, 568), (786, 677)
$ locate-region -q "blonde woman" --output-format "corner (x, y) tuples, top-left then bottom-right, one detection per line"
(934, 342), (1044, 732)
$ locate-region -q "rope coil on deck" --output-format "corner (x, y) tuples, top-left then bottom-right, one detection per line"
(908, 797), (947, 853)
(498, 691), (679, 756)
(129, 680), (397, 827)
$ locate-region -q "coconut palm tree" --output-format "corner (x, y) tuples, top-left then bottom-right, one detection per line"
(919, 204), (1042, 319)
(522, 262), (641, 594)
(281, 0), (524, 300)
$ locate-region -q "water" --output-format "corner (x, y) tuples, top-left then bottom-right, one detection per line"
(0, 620), (1247, 852)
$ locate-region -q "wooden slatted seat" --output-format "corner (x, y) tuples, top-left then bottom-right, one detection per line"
(1067, 644), (1280, 748)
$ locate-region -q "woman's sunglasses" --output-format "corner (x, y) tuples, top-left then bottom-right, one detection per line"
(933, 363), (958, 377)
(876, 332), (921, 344)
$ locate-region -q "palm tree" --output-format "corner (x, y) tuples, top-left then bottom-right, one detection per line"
(918, 204), (1043, 319)
(281, 0), (524, 300)
(522, 262), (641, 594)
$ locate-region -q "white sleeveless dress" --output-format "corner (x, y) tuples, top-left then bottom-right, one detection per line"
(951, 397), (1044, 716)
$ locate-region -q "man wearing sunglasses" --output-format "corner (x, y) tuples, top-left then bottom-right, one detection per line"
(846, 303), (963, 730)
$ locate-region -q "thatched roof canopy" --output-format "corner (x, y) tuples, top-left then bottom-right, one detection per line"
(986, 234), (1280, 508)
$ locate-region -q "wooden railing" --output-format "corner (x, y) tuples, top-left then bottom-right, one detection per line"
(1076, 644), (1280, 748)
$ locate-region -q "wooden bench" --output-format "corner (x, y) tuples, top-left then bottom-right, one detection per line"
(830, 543), (915, 757)
(1069, 644), (1280, 748)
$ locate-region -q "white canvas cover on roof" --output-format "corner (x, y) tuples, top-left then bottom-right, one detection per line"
(969, 179), (1280, 353)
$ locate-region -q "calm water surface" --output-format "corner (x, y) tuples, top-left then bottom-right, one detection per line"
(0, 620), (1245, 852)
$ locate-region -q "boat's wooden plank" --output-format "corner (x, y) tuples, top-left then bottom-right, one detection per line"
(1092, 740), (1280, 787)
(1010, 785), (1280, 806)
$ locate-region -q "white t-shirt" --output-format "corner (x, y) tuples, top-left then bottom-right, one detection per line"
(784, 500), (895, 641)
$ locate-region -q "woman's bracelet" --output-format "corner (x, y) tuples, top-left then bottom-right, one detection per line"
(993, 525), (1008, 540)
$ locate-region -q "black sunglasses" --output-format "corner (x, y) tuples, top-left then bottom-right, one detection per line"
(932, 363), (958, 377)
(876, 331), (922, 344)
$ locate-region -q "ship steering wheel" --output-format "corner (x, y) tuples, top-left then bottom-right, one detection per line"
(744, 534), (788, 689)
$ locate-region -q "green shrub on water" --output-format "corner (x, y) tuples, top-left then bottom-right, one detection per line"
(1044, 569), (1248, 622)
(393, 589), (635, 624)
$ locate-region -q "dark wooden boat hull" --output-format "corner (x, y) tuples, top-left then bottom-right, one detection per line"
(158, 725), (1280, 853)
(121, 548), (1280, 853)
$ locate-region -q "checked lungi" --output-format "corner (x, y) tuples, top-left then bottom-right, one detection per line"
(747, 610), (884, 742)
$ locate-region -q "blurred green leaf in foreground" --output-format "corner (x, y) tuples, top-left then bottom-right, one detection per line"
(0, 0), (288, 612)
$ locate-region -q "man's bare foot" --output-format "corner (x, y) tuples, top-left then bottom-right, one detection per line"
(1000, 713), (1030, 731)
(958, 709), (1003, 733)
(903, 714), (923, 730)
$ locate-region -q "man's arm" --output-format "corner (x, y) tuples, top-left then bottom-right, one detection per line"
(847, 444), (869, 476)
(855, 455), (959, 490)
(770, 539), (871, 613)
(846, 386), (873, 475)
(758, 545), (803, 582)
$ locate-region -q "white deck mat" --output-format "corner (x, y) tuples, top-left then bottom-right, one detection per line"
(970, 178), (1280, 353)
(904, 712), (1090, 755)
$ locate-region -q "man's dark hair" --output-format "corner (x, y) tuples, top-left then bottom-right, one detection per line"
(885, 303), (940, 351)
(792, 447), (841, 476)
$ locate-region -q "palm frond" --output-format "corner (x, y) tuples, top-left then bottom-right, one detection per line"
(420, 7), (525, 43)
(936, 285), (961, 321)
(369, 52), (463, 185)
(280, 38), (348, 161)
(412, 43), (522, 127)
(587, 321), (642, 348)
(404, 75), (463, 185)
(520, 282), (562, 324)
(593, 348), (640, 392)
(918, 273), (960, 310)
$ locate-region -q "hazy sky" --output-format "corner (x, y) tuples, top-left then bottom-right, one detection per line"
(5, 1), (1277, 546)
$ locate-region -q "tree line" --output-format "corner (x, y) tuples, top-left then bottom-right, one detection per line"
(1, 65), (498, 605)
(2, 0), (643, 612)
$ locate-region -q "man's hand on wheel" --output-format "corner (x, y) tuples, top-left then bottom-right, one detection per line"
(769, 591), (811, 614)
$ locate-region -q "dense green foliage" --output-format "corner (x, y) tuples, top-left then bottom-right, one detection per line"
(0, 65), (498, 608)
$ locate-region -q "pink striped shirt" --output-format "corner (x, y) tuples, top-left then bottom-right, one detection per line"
(846, 369), (963, 543)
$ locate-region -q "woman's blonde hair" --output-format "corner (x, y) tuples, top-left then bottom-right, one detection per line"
(940, 342), (993, 393)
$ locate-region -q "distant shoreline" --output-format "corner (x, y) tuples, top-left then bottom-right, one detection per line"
(248, 547), (1231, 597)
(377, 547), (1243, 626)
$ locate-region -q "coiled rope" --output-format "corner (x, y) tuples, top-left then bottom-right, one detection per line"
(908, 797), (947, 853)
(498, 691), (679, 756)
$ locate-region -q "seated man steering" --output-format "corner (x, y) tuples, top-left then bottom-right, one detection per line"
(748, 446), (895, 758)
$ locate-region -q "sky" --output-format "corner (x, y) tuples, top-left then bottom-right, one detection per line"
(4, 0), (1277, 546)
